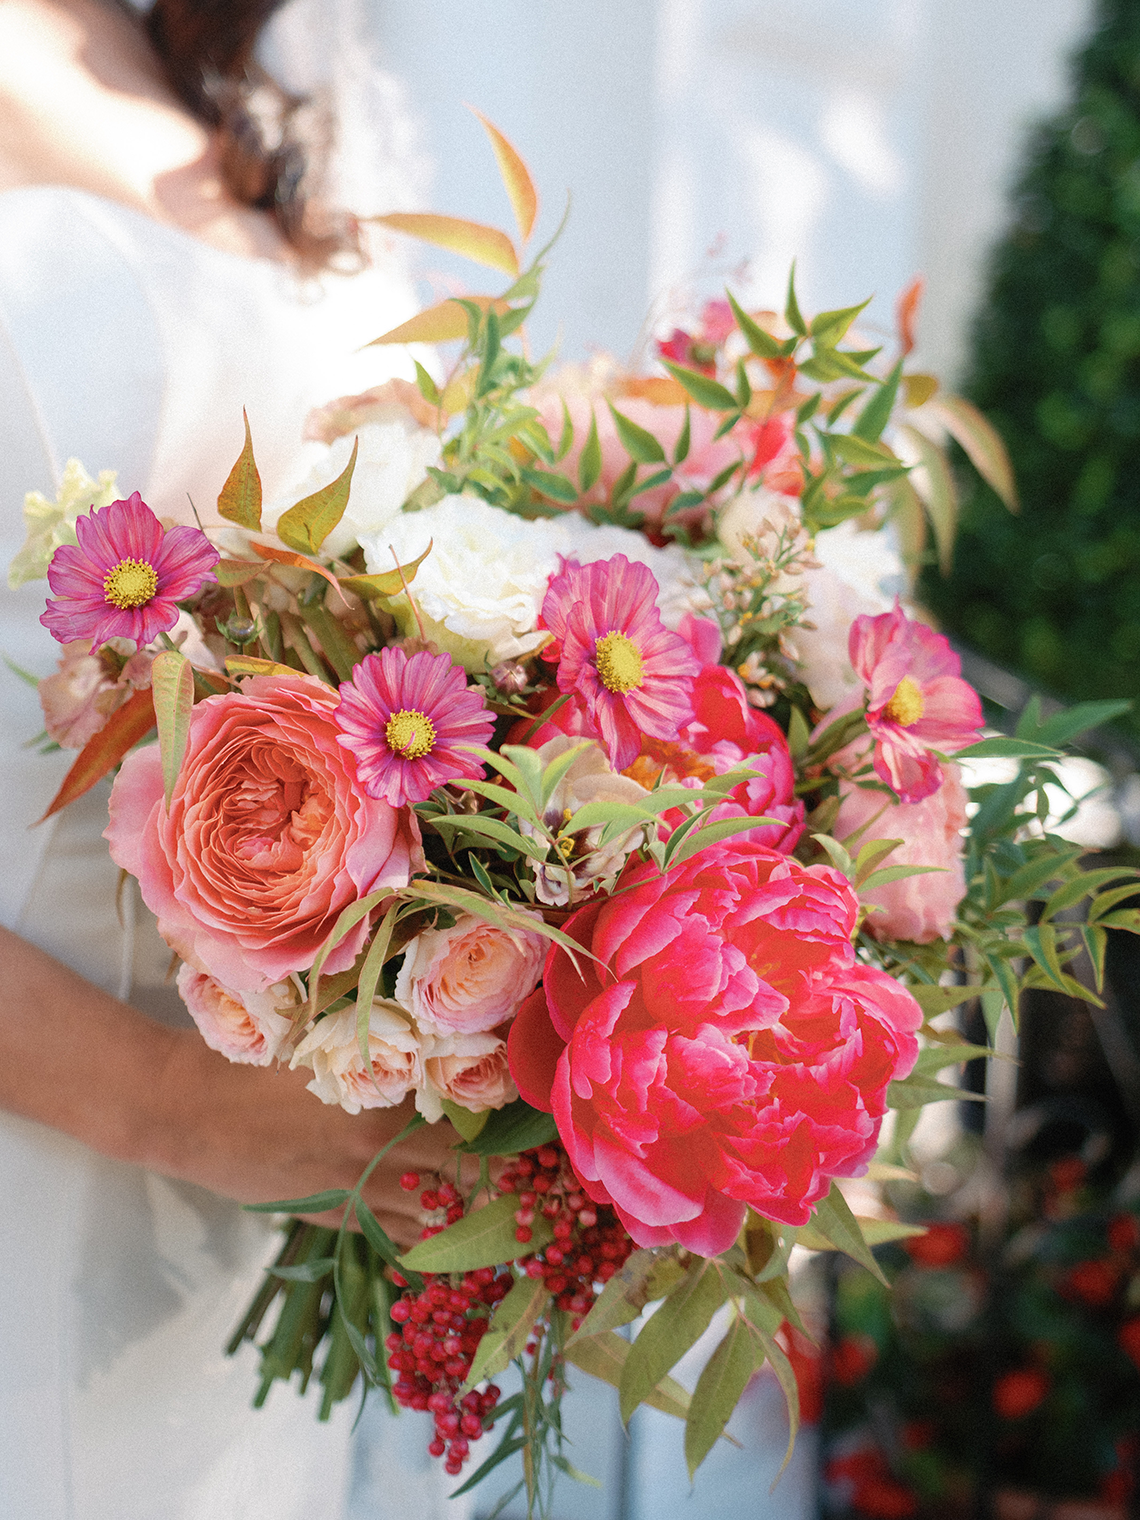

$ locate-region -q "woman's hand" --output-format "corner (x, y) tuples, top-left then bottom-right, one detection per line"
(0, 928), (460, 1249)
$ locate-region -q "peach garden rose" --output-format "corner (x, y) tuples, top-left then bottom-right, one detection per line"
(105, 673), (423, 992)
(394, 911), (547, 1038)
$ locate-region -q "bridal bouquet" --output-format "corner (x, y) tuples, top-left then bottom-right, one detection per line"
(14, 118), (1138, 1516)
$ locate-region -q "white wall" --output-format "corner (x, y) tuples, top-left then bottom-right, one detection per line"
(370, 0), (1096, 383)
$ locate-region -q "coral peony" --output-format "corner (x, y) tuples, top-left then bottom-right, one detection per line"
(849, 603), (982, 802)
(540, 554), (699, 770)
(394, 912), (546, 1038)
(334, 646), (494, 806)
(509, 840), (921, 1254)
(835, 761), (967, 942)
(176, 965), (297, 1066)
(41, 492), (218, 647)
(105, 673), (422, 991)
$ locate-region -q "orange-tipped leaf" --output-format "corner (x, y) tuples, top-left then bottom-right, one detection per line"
(365, 297), (510, 348)
(372, 213), (518, 276)
(38, 687), (156, 822)
(469, 108), (538, 242)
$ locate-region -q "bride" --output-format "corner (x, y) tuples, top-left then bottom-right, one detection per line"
(0, 1), (462, 1515)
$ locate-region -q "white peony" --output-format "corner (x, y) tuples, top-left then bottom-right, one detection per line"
(796, 519), (908, 712)
(263, 418), (442, 562)
(357, 494), (707, 671)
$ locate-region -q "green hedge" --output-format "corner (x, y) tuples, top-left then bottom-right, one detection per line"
(922, 0), (1140, 742)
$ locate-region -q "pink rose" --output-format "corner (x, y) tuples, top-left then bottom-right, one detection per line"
(291, 1001), (423, 1114)
(509, 841), (921, 1254)
(836, 763), (968, 943)
(39, 639), (153, 749)
(394, 912), (546, 1037)
(421, 1032), (518, 1121)
(175, 965), (297, 1065)
(105, 673), (423, 991)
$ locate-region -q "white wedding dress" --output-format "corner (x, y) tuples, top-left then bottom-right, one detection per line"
(0, 185), (450, 1520)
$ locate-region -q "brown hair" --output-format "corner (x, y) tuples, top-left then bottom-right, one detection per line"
(144, 0), (360, 267)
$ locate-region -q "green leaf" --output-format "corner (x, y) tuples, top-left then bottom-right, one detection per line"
(607, 402), (667, 464)
(913, 1042), (993, 1072)
(905, 983), (980, 1018)
(811, 298), (871, 348)
(741, 1313), (799, 1474)
(735, 361), (752, 410)
(352, 900), (403, 1073)
(456, 1100), (558, 1157)
(568, 1249), (688, 1343)
(564, 1331), (691, 1420)
(399, 1192), (553, 1273)
(685, 1313), (757, 1478)
(808, 1182), (888, 1284)
(1023, 923), (1070, 992)
(462, 1274), (550, 1389)
(813, 833), (855, 880)
(829, 432), (898, 469)
(150, 649), (194, 811)
(276, 437), (358, 555)
(663, 812), (785, 869)
(578, 410), (602, 492)
(620, 1260), (728, 1423)
(852, 837), (902, 886)
(414, 360), (441, 406)
(982, 950), (1022, 1027)
(860, 863), (945, 891)
(661, 360), (738, 412)
(1021, 698), (1132, 748)
(955, 737), (1059, 760)
(727, 291), (783, 358)
(784, 263), (807, 337)
(339, 539), (434, 602)
(217, 408), (263, 531)
(1041, 867), (1139, 920)
(673, 404), (692, 466)
(352, 1199), (403, 1271)
(440, 1100), (489, 1142)
(244, 1188), (352, 1214)
(1077, 922), (1107, 992)
(888, 1071), (982, 1108)
(428, 812), (548, 862)
(1094, 908), (1140, 934)
(269, 1257), (336, 1282)
(991, 847), (1083, 908)
(520, 467), (579, 504)
(851, 360), (902, 444)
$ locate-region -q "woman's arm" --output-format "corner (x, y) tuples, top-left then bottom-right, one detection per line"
(0, 926), (454, 1244)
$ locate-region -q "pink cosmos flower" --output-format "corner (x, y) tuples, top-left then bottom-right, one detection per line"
(41, 493), (219, 648)
(509, 840), (922, 1254)
(849, 603), (983, 803)
(334, 647), (495, 806)
(540, 555), (699, 771)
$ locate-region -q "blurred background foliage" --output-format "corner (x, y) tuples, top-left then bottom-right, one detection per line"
(923, 0), (1140, 745)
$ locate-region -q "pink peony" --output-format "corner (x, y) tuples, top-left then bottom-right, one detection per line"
(175, 965), (297, 1065)
(38, 638), (153, 749)
(105, 673), (423, 992)
(291, 1001), (423, 1114)
(849, 603), (982, 803)
(421, 1032), (517, 1120)
(41, 492), (218, 648)
(835, 763), (968, 943)
(540, 554), (699, 771)
(393, 912), (546, 1038)
(509, 840), (921, 1254)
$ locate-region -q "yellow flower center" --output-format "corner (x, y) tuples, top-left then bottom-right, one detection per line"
(103, 558), (159, 609)
(385, 708), (436, 760)
(883, 675), (925, 727)
(594, 631), (644, 694)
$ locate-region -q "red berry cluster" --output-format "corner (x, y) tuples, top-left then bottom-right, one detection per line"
(386, 1146), (635, 1477)
(498, 1144), (635, 1329)
(386, 1256), (510, 1476)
